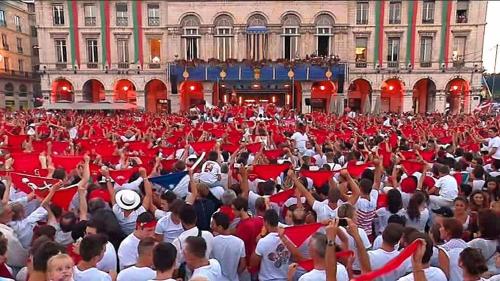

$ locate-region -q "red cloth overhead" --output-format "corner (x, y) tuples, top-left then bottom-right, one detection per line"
(377, 192), (388, 208)
(437, 136), (453, 144)
(419, 150), (435, 162)
(389, 133), (399, 148)
(461, 142), (480, 153)
(221, 143), (239, 154)
(263, 150), (284, 160)
(11, 153), (41, 174)
(301, 170), (333, 188)
(400, 151), (417, 160)
(284, 223), (323, 247)
(269, 188), (295, 206)
(52, 155), (83, 172)
(190, 141), (216, 154)
(160, 159), (177, 173)
(400, 160), (423, 176)
(400, 177), (417, 193)
(252, 164), (289, 180)
(35, 186), (78, 211)
(10, 172), (60, 195)
(246, 142), (262, 154)
(352, 239), (422, 281)
(51, 141), (70, 154)
(125, 141), (150, 152)
(109, 168), (138, 185)
(346, 162), (371, 178)
(7, 135), (28, 149)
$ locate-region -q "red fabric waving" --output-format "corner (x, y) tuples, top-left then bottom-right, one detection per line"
(252, 164), (289, 180)
(268, 188), (295, 206)
(346, 163), (371, 178)
(400, 160), (423, 176)
(263, 150), (284, 160)
(221, 143), (239, 154)
(35, 186), (78, 211)
(52, 155), (83, 172)
(301, 170), (333, 188)
(284, 223), (322, 247)
(419, 150), (435, 162)
(246, 142), (262, 154)
(109, 168), (138, 185)
(7, 135), (28, 149)
(10, 173), (60, 195)
(298, 251), (354, 272)
(190, 141), (216, 154)
(11, 153), (41, 174)
(400, 151), (417, 160)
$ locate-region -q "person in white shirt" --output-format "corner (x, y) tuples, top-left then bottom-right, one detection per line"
(486, 127), (500, 160)
(74, 234), (112, 281)
(0, 202), (29, 268)
(290, 124), (309, 155)
(172, 204), (214, 267)
(210, 212), (246, 281)
(117, 237), (156, 281)
(118, 212), (157, 270)
(397, 233), (447, 281)
(155, 199), (184, 243)
(185, 236), (223, 281)
(149, 242), (177, 281)
(250, 209), (291, 281)
(199, 151), (222, 187)
(428, 165), (458, 209)
(84, 219), (117, 273)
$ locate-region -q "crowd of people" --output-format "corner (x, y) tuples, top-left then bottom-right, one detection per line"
(0, 103), (498, 281)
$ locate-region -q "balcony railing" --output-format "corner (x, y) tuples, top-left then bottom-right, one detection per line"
(453, 60), (465, 68)
(148, 17), (160, 26)
(355, 62), (367, 68)
(422, 18), (434, 24)
(85, 17), (96, 26)
(148, 63), (161, 69)
(55, 63), (67, 69)
(116, 17), (128, 26)
(87, 62), (98, 69)
(387, 61), (399, 68)
(420, 61), (432, 68)
(0, 69), (37, 78)
(118, 62), (129, 69)
(16, 25), (21, 32)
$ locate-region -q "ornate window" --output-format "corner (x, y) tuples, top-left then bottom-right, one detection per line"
(246, 14), (268, 60)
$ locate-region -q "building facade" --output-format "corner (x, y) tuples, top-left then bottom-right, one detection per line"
(0, 0), (39, 110)
(36, 0), (487, 114)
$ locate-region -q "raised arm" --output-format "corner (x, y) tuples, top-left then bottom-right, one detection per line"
(185, 169), (198, 205)
(102, 168), (116, 206)
(342, 170), (360, 206)
(288, 169), (316, 207)
(346, 218), (371, 274)
(325, 220), (339, 281)
(140, 167), (152, 210)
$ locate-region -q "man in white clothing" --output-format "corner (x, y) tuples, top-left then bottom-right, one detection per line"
(117, 237), (156, 281)
(74, 234), (112, 281)
(0, 203), (28, 268)
(118, 212), (156, 270)
(428, 165), (458, 209)
(185, 236), (223, 281)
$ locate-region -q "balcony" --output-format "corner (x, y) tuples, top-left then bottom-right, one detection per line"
(85, 17), (96, 26)
(148, 17), (160, 26)
(87, 62), (98, 69)
(422, 18), (434, 24)
(453, 60), (465, 68)
(118, 62), (129, 69)
(0, 69), (37, 79)
(420, 61), (432, 68)
(55, 63), (67, 70)
(116, 17), (128, 26)
(16, 25), (21, 32)
(387, 61), (399, 68)
(148, 63), (161, 69)
(456, 11), (468, 23)
(355, 62), (367, 68)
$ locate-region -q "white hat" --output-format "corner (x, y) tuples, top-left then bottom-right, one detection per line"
(115, 189), (141, 210)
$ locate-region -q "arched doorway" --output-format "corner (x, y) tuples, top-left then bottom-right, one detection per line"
(311, 81), (337, 112)
(82, 79), (105, 103)
(179, 81), (204, 112)
(51, 79), (74, 103)
(145, 79), (168, 113)
(114, 79), (136, 104)
(348, 79), (372, 113)
(445, 78), (470, 114)
(413, 78), (436, 114)
(380, 78), (404, 113)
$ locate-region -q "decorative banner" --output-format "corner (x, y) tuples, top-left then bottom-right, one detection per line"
(99, 0), (111, 68)
(406, 0), (418, 66)
(373, 0), (386, 66)
(149, 171), (188, 190)
(51, 155), (83, 173)
(439, 1), (453, 67)
(132, 0), (144, 66)
(352, 239), (422, 281)
(67, 0), (80, 68)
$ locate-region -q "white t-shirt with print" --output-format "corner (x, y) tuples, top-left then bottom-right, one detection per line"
(298, 265), (349, 281)
(210, 235), (246, 281)
(255, 232), (291, 281)
(117, 266), (156, 281)
(312, 200), (338, 222)
(155, 213), (184, 243)
(74, 267), (112, 281)
(199, 161), (221, 185)
(434, 175), (458, 200)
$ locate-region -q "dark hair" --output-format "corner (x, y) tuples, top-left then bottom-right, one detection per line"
(185, 236), (207, 259)
(406, 232), (433, 264)
(407, 191), (426, 220)
(437, 164), (450, 175)
(161, 190), (177, 203)
(34, 225), (57, 241)
(460, 184), (473, 197)
(441, 218), (463, 239)
(153, 242), (177, 272)
(136, 212), (156, 227)
(169, 199), (185, 215)
(460, 247), (489, 276)
(255, 197), (267, 214)
(60, 212), (77, 233)
(359, 178), (373, 195)
(52, 168), (66, 180)
(232, 197), (248, 212)
(138, 237), (156, 256)
(212, 212), (230, 230)
(207, 151), (219, 161)
(453, 196), (469, 206)
(263, 209), (279, 227)
(472, 166), (485, 180)
(0, 236), (7, 256)
(477, 209), (500, 240)
(179, 204), (197, 226)
(387, 214), (406, 226)
(387, 189), (403, 214)
(382, 223), (404, 246)
(79, 234), (107, 262)
(32, 241), (66, 272)
(86, 219), (107, 235)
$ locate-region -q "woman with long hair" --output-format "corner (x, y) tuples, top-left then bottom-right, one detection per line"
(404, 191), (430, 232)
(469, 190), (489, 213)
(458, 247), (491, 281)
(375, 188), (404, 234)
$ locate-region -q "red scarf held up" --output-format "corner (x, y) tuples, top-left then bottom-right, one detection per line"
(109, 168), (138, 185)
(400, 160), (424, 176)
(268, 188), (295, 206)
(252, 164), (290, 180)
(301, 170), (333, 188)
(283, 223), (323, 247)
(297, 250), (354, 272)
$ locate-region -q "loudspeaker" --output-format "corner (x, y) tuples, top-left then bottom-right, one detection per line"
(305, 98), (311, 106)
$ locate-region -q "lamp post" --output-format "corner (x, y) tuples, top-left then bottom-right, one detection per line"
(288, 69), (295, 110)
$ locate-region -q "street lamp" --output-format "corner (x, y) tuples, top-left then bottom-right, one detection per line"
(288, 69), (295, 109)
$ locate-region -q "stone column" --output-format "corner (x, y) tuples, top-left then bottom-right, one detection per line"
(337, 93), (346, 114)
(371, 89), (381, 114)
(170, 94), (181, 113)
(105, 90), (114, 103)
(73, 90), (83, 103)
(136, 90), (145, 111)
(401, 90), (414, 113)
(434, 90), (446, 113)
(41, 90), (50, 107)
(301, 81), (312, 114)
(202, 81), (214, 106)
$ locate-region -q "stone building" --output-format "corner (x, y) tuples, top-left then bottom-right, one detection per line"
(36, 0), (487, 114)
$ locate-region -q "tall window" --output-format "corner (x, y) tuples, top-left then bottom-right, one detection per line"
(356, 2), (369, 25)
(19, 85), (28, 97)
(181, 15), (200, 60)
(1, 34), (8, 50)
(456, 0), (469, 23)
(3, 57), (9, 71)
(116, 3), (128, 26)
(84, 4), (97, 26)
(0, 10), (5, 26)
(53, 4), (65, 25)
(387, 37), (400, 66)
(246, 14), (268, 60)
(18, 59), (24, 72)
(55, 39), (67, 63)
(355, 37), (368, 67)
(315, 14), (334, 57)
(452, 36), (466, 63)
(4, 84), (13, 97)
(117, 39), (129, 64)
(16, 38), (22, 53)
(420, 36), (433, 67)
(389, 1), (401, 24)
(214, 15), (233, 61)
(147, 4), (159, 26)
(282, 14), (300, 60)
(149, 39), (161, 66)
(86, 39), (98, 64)
(422, 0), (435, 23)
(14, 16), (21, 32)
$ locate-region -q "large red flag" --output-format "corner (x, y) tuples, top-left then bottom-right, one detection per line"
(400, 160), (423, 176)
(190, 141), (216, 154)
(301, 170), (333, 188)
(284, 223), (323, 247)
(269, 188), (295, 206)
(109, 168), (138, 185)
(10, 172), (60, 195)
(252, 164), (289, 180)
(52, 155), (83, 172)
(35, 186), (78, 211)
